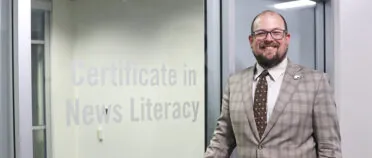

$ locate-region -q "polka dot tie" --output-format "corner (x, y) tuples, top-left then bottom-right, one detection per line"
(254, 70), (269, 139)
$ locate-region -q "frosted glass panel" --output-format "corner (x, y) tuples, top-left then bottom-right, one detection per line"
(47, 0), (205, 158)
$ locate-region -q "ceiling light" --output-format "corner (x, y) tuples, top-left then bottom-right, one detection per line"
(273, 0), (316, 10)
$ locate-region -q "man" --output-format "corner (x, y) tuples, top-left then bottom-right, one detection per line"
(204, 10), (342, 158)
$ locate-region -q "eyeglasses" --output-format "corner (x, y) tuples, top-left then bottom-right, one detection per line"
(252, 29), (287, 40)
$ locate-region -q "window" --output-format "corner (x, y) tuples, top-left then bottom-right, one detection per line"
(31, 2), (51, 157)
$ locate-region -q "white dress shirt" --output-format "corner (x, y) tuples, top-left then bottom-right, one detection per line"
(252, 57), (288, 121)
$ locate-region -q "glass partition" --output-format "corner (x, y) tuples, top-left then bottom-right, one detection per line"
(31, 0), (206, 157)
(15, 0), (334, 157)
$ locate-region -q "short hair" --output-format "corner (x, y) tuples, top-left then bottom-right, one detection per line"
(250, 10), (288, 34)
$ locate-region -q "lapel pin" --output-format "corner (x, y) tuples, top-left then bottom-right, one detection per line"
(294, 75), (302, 80)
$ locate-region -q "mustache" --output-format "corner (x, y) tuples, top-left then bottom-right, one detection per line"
(259, 42), (280, 49)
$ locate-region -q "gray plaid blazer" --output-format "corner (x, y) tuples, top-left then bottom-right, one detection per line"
(205, 61), (342, 158)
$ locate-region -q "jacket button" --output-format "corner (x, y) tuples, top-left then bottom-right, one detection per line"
(258, 145), (263, 149)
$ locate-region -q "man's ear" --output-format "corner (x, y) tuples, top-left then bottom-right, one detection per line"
(249, 35), (254, 45)
(285, 32), (291, 41)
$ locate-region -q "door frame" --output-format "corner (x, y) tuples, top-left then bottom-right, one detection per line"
(13, 0), (34, 158)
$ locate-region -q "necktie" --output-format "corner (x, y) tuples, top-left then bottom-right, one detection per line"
(254, 70), (269, 138)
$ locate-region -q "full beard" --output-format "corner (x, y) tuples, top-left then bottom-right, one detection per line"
(253, 47), (287, 69)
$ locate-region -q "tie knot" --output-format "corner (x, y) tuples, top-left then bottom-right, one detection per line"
(259, 70), (269, 78)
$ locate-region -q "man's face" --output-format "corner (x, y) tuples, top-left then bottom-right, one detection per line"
(249, 13), (290, 69)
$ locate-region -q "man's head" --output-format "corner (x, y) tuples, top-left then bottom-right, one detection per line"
(249, 10), (290, 69)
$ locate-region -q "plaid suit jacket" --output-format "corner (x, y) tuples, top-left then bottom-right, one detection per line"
(205, 61), (342, 158)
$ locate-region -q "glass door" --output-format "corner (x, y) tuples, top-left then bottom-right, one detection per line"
(30, 0), (206, 157)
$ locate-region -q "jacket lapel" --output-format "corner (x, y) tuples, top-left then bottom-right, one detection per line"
(242, 67), (260, 141)
(261, 62), (302, 140)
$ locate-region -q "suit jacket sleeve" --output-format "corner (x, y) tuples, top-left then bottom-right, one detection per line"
(313, 73), (342, 158)
(204, 80), (236, 158)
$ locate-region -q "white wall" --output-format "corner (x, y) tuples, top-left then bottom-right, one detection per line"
(335, 0), (372, 157)
(50, 0), (205, 158)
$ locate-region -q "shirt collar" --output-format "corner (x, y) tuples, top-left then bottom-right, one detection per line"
(254, 57), (288, 81)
